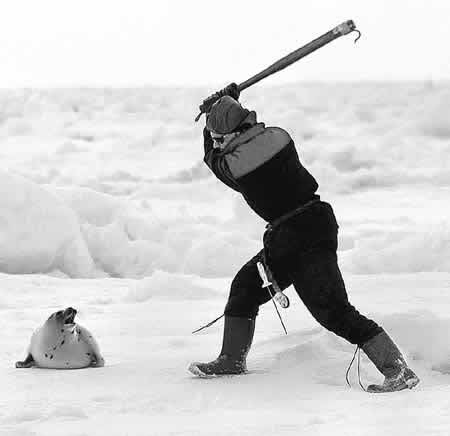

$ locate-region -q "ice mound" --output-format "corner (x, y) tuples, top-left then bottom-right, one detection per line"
(1, 84), (449, 279)
(48, 184), (258, 279)
(52, 186), (170, 278)
(0, 170), (96, 277)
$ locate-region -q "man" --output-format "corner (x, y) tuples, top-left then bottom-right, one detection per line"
(188, 84), (419, 393)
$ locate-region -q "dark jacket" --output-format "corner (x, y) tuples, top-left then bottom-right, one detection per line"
(203, 114), (319, 223)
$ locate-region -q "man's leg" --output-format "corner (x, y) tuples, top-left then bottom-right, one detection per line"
(291, 248), (381, 345)
(290, 247), (419, 391)
(189, 250), (291, 376)
(224, 251), (289, 318)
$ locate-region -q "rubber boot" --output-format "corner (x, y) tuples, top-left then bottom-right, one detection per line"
(361, 330), (420, 393)
(189, 316), (255, 377)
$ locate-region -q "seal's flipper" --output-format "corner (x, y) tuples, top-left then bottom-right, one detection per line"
(16, 353), (35, 368)
(90, 354), (105, 367)
(77, 325), (105, 367)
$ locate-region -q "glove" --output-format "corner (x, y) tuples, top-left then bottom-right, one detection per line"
(220, 82), (240, 100)
(198, 83), (240, 115)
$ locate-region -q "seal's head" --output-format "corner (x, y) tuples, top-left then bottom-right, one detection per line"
(16, 306), (104, 369)
(48, 307), (77, 326)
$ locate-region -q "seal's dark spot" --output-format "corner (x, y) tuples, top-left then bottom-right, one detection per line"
(50, 355), (54, 359)
(61, 329), (64, 333)
(53, 346), (57, 350)
(86, 353), (91, 356)
(61, 340), (65, 346)
(45, 353), (48, 358)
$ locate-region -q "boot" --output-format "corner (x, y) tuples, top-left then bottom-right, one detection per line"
(188, 316), (255, 377)
(361, 330), (420, 393)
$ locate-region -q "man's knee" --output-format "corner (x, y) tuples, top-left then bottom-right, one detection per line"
(224, 297), (259, 318)
(308, 302), (381, 345)
(307, 302), (345, 333)
(224, 272), (260, 318)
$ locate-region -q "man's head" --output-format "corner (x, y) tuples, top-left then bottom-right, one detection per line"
(206, 96), (250, 135)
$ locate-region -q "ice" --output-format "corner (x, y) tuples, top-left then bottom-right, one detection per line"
(0, 170), (96, 277)
(341, 222), (450, 274)
(1, 272), (449, 436)
(1, 84), (449, 278)
(124, 270), (218, 301)
(0, 83), (449, 435)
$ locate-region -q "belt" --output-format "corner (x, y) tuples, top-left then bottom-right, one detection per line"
(265, 197), (321, 231)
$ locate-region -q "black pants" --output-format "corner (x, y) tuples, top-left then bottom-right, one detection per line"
(224, 201), (382, 346)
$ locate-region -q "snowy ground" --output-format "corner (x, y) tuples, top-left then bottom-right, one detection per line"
(2, 272), (450, 436)
(1, 83), (449, 435)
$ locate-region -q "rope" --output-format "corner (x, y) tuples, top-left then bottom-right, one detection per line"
(345, 345), (366, 391)
(346, 346), (359, 387)
(191, 314), (224, 334)
(266, 282), (288, 335)
(357, 347), (367, 391)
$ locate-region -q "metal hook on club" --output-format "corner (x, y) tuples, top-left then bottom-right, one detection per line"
(352, 29), (362, 43)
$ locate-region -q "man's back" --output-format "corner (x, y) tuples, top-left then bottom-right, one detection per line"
(204, 122), (319, 222)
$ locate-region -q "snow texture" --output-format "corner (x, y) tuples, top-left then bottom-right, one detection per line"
(1, 83), (450, 278)
(0, 83), (449, 435)
(1, 272), (450, 436)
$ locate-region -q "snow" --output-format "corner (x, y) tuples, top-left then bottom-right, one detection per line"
(0, 170), (96, 277)
(2, 272), (450, 435)
(0, 83), (449, 435)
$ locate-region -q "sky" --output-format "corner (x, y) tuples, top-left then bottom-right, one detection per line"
(0, 0), (449, 87)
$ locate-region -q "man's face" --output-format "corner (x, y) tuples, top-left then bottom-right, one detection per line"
(210, 131), (238, 150)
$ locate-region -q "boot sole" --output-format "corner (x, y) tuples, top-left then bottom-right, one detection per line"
(367, 376), (420, 393)
(406, 376), (420, 390)
(188, 363), (248, 378)
(188, 363), (214, 378)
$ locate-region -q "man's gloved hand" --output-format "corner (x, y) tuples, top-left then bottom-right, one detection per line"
(199, 83), (240, 116)
(220, 82), (240, 100)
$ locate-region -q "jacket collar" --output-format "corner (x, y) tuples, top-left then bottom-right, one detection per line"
(220, 120), (266, 154)
(239, 110), (258, 127)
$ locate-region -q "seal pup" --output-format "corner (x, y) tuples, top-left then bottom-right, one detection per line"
(16, 307), (105, 369)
